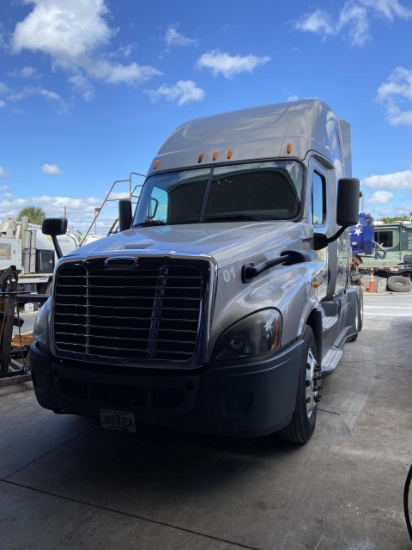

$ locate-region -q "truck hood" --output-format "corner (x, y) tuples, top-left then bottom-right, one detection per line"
(67, 221), (312, 268)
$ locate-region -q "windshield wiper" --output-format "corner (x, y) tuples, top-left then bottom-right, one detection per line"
(133, 220), (166, 227)
(204, 214), (262, 222)
(134, 215), (262, 227)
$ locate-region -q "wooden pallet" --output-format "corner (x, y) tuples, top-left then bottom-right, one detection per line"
(10, 332), (34, 348)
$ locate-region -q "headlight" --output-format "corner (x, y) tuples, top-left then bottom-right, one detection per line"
(212, 309), (282, 361)
(33, 298), (51, 346)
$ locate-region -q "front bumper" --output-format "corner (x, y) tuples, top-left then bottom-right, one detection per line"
(29, 339), (303, 437)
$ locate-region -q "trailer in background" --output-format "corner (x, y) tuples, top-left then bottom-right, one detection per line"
(350, 214), (412, 291)
(0, 216), (78, 294)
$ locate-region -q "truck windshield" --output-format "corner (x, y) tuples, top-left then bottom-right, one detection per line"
(133, 161), (303, 226)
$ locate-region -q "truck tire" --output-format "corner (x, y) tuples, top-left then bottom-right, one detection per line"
(278, 326), (319, 444)
(387, 276), (412, 292)
(349, 289), (363, 342)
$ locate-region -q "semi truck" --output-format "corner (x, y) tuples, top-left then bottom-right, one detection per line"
(0, 216), (78, 294)
(350, 213), (412, 292)
(30, 99), (361, 444)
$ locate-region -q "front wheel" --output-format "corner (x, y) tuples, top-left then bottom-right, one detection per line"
(349, 289), (364, 342)
(278, 326), (320, 444)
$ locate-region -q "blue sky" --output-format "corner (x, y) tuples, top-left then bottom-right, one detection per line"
(1, 0), (412, 233)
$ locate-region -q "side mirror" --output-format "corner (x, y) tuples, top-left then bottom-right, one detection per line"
(42, 218), (68, 236)
(337, 178), (360, 226)
(148, 197), (159, 220)
(314, 178), (360, 250)
(42, 218), (68, 259)
(118, 199), (132, 232)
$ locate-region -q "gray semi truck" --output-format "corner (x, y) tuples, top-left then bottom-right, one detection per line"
(30, 99), (361, 444)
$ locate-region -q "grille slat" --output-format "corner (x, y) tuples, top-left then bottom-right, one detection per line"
(53, 257), (209, 364)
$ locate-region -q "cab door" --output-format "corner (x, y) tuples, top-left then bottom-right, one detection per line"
(309, 160), (329, 299)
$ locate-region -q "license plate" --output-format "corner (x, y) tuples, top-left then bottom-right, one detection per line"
(100, 409), (136, 433)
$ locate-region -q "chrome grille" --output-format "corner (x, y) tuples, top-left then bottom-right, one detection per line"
(53, 257), (210, 364)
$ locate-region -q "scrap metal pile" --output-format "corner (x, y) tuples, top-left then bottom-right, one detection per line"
(0, 266), (33, 385)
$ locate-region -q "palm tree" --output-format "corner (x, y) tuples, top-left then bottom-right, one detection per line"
(17, 206), (46, 225)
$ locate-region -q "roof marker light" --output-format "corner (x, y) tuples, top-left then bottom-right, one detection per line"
(227, 148), (233, 159)
(198, 153), (204, 163)
(153, 159), (159, 169)
(286, 143), (292, 154)
(213, 151), (219, 161)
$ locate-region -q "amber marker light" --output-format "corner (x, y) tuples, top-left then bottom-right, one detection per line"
(227, 148), (233, 159)
(153, 159), (159, 169)
(213, 151), (219, 161)
(271, 323), (280, 351)
(286, 143), (292, 154)
(312, 281), (320, 288)
(198, 153), (204, 163)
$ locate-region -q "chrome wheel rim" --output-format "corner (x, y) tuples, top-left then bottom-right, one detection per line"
(305, 347), (318, 418)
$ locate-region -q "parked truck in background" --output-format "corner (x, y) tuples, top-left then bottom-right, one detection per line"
(350, 213), (412, 292)
(0, 216), (78, 294)
(0, 216), (110, 295)
(30, 99), (361, 444)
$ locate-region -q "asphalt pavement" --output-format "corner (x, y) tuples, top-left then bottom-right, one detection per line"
(1, 292), (412, 550)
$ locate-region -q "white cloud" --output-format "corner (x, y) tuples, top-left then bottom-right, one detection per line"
(370, 205), (410, 218)
(117, 43), (138, 59)
(0, 82), (10, 94)
(0, 21), (7, 51)
(295, 9), (335, 36)
(359, 0), (412, 21)
(68, 74), (94, 101)
(377, 67), (412, 101)
(338, 3), (370, 47)
(367, 190), (394, 204)
(295, 0), (411, 46)
(0, 167), (9, 178)
(295, 4), (370, 45)
(11, 0), (161, 92)
(0, 82), (9, 108)
(13, 0), (113, 60)
(9, 66), (41, 79)
(83, 59), (159, 85)
(8, 85), (68, 112)
(165, 24), (198, 48)
(383, 103), (412, 126)
(149, 80), (205, 106)
(42, 164), (62, 175)
(40, 88), (61, 101)
(20, 66), (38, 78)
(0, 192), (117, 233)
(377, 67), (412, 126)
(0, 197), (27, 213)
(362, 169), (412, 189)
(197, 50), (270, 79)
